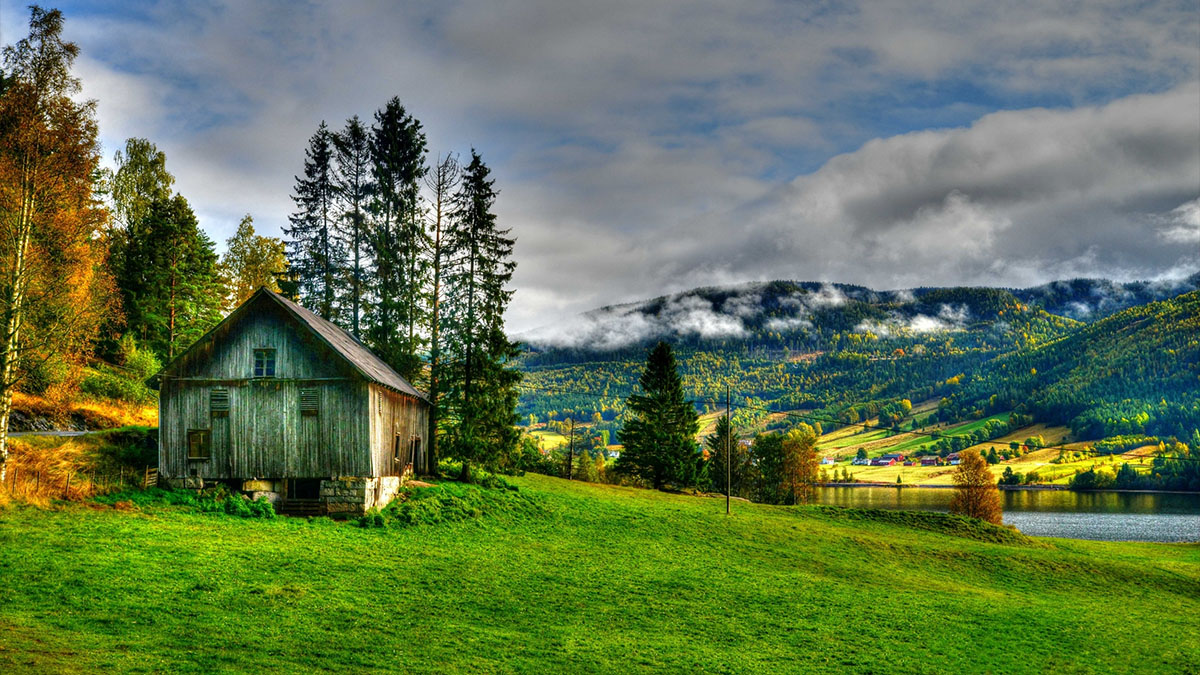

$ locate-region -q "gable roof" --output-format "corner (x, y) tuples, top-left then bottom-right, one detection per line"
(149, 287), (428, 402)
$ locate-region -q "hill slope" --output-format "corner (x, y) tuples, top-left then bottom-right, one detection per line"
(1, 476), (1197, 673)
(516, 279), (1200, 446)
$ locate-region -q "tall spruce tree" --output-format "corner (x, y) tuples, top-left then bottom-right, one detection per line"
(285, 121), (343, 321)
(616, 341), (701, 489)
(367, 98), (427, 379)
(122, 194), (224, 360)
(332, 115), (372, 338)
(441, 150), (520, 479)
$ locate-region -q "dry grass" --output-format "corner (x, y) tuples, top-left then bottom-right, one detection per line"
(11, 390), (157, 430)
(0, 434), (148, 508)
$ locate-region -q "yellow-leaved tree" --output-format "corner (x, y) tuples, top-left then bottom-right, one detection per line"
(949, 448), (1003, 524)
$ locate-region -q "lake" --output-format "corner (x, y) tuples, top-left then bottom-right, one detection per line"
(813, 486), (1200, 543)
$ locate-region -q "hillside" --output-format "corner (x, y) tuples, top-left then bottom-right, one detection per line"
(515, 278), (1200, 448)
(942, 290), (1200, 439)
(1, 475), (1198, 673)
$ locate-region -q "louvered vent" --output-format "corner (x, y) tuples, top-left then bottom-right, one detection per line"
(300, 387), (319, 416)
(210, 389), (230, 418)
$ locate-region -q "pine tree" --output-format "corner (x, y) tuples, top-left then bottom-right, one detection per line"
(616, 341), (701, 489)
(123, 194), (224, 360)
(332, 115), (372, 338)
(367, 98), (427, 380)
(285, 121), (343, 322)
(705, 415), (746, 496)
(441, 150), (520, 479)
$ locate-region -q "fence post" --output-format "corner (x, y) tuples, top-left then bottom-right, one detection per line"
(64, 472), (72, 500)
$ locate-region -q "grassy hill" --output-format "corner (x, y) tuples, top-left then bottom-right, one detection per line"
(2, 475), (1198, 673)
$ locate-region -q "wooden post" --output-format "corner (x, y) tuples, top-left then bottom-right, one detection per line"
(726, 384), (731, 516)
(63, 472), (72, 500)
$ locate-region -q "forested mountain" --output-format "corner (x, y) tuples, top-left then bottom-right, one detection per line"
(516, 278), (1199, 445)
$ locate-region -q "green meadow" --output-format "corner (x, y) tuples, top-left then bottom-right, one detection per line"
(2, 474), (1198, 674)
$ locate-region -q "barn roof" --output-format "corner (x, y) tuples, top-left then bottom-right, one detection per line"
(150, 287), (428, 402)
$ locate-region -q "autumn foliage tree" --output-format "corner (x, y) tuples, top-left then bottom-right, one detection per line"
(0, 6), (114, 480)
(781, 424), (821, 504)
(949, 448), (1003, 524)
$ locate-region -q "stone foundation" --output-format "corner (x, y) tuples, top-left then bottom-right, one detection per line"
(166, 476), (204, 490)
(320, 476), (404, 515)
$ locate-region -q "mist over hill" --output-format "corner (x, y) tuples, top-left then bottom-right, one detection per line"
(517, 273), (1200, 354)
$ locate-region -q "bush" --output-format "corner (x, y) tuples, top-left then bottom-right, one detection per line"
(94, 427), (158, 468)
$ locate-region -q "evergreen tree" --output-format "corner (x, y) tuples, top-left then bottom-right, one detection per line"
(123, 194), (224, 359)
(616, 341), (701, 489)
(332, 115), (372, 338)
(705, 415), (746, 496)
(285, 121), (343, 321)
(367, 98), (427, 380)
(441, 150), (520, 479)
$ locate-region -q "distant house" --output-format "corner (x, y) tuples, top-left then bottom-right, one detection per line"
(149, 288), (430, 516)
(947, 452), (962, 465)
(821, 456), (838, 465)
(920, 456), (941, 466)
(870, 457), (896, 466)
(880, 453), (906, 462)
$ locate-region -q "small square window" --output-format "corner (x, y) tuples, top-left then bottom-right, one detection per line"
(187, 429), (211, 460)
(253, 349), (276, 377)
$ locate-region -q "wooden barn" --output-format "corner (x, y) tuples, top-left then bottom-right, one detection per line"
(149, 287), (429, 515)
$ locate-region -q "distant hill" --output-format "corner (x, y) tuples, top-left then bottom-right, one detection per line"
(942, 290), (1200, 439)
(515, 274), (1200, 446)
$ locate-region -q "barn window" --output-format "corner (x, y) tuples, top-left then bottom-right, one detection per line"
(253, 349), (276, 377)
(393, 434), (403, 462)
(210, 389), (230, 418)
(187, 429), (211, 460)
(299, 387), (319, 416)
(410, 436), (422, 464)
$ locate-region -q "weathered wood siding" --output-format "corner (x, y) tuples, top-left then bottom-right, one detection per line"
(369, 384), (430, 476)
(159, 305), (371, 479)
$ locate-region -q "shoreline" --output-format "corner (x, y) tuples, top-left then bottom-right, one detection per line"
(820, 482), (1200, 495)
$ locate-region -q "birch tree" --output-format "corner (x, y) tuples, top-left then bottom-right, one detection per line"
(0, 6), (112, 481)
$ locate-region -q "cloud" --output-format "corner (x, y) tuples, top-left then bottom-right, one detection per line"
(855, 303), (971, 338)
(520, 291), (747, 350)
(1157, 198), (1200, 244)
(18, 0), (1196, 332)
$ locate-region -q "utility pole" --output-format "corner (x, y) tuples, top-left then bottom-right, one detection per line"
(567, 418), (576, 480)
(726, 383), (731, 516)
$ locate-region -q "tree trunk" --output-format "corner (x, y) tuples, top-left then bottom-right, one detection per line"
(0, 166), (33, 484)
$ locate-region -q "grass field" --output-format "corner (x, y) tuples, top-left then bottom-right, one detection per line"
(2, 475), (1198, 673)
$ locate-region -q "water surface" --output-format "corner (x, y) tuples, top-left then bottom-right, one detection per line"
(813, 487), (1200, 543)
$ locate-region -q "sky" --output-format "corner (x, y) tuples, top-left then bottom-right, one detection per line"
(2, 1), (1198, 333)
